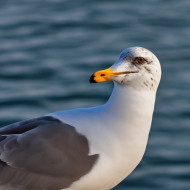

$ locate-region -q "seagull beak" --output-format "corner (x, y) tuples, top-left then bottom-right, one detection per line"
(89, 68), (138, 83)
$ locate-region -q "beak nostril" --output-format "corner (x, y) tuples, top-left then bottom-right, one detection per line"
(100, 74), (105, 76)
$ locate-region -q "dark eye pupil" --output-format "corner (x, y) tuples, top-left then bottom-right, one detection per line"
(133, 57), (145, 64)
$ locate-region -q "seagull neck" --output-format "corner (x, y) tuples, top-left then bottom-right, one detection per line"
(105, 83), (156, 119)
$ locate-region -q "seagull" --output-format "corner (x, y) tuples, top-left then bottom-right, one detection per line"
(0, 47), (161, 190)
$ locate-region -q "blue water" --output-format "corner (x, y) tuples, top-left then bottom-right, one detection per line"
(0, 0), (190, 189)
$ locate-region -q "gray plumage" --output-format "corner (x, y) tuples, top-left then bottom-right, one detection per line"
(0, 116), (98, 190)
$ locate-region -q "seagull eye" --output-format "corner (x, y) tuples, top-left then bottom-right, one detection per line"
(133, 57), (145, 65)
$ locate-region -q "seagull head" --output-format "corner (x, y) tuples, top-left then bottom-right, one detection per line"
(90, 47), (161, 90)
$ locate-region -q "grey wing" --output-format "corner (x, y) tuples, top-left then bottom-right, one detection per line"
(0, 116), (98, 190)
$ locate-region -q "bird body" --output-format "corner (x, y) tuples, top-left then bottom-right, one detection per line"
(52, 85), (156, 190)
(0, 47), (161, 190)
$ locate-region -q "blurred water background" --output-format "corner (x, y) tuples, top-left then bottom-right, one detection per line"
(0, 0), (190, 189)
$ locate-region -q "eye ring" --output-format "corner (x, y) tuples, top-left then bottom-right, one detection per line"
(133, 57), (146, 65)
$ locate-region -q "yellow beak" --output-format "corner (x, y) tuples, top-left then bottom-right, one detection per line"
(90, 68), (138, 83)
